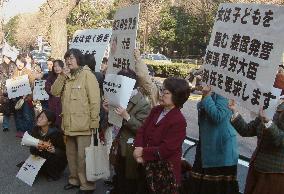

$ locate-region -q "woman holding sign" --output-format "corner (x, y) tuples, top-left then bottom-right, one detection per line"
(103, 69), (151, 194)
(187, 86), (239, 194)
(51, 49), (100, 194)
(229, 101), (284, 194)
(13, 54), (35, 138)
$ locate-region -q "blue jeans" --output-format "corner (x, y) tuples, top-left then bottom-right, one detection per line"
(40, 100), (48, 110)
(15, 101), (35, 132)
(2, 115), (10, 129)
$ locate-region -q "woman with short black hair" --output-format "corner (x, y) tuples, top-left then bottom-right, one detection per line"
(103, 68), (151, 194)
(64, 49), (85, 67)
(29, 109), (67, 181)
(45, 60), (64, 130)
(134, 77), (191, 194)
(51, 48), (100, 194)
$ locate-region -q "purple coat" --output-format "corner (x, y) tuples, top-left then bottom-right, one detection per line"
(45, 74), (62, 129)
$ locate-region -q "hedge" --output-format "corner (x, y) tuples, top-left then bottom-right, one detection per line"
(144, 60), (200, 78)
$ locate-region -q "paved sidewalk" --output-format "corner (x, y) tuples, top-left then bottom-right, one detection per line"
(0, 115), (109, 194)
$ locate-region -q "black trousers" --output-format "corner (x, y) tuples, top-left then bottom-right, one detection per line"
(112, 156), (150, 194)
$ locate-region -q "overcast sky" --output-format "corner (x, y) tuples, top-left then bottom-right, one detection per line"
(3, 0), (46, 22)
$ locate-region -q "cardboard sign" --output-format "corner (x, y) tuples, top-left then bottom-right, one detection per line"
(203, 3), (284, 114)
(16, 155), (46, 186)
(6, 75), (32, 99)
(107, 4), (140, 74)
(70, 28), (112, 72)
(103, 74), (136, 127)
(33, 80), (49, 101)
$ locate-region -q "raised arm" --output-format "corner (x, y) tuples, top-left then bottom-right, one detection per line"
(134, 50), (159, 106)
(231, 115), (259, 137)
(51, 74), (67, 97)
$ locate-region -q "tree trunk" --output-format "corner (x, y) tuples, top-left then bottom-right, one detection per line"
(45, 0), (79, 59)
(0, 0), (4, 45)
(50, 17), (68, 59)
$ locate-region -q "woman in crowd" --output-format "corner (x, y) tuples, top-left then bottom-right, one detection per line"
(51, 49), (100, 194)
(187, 86), (239, 194)
(45, 60), (64, 130)
(229, 100), (284, 194)
(100, 57), (108, 76)
(0, 54), (17, 132)
(13, 54), (35, 138)
(134, 77), (190, 193)
(29, 109), (67, 181)
(24, 52), (43, 80)
(103, 68), (151, 194)
(84, 54), (104, 95)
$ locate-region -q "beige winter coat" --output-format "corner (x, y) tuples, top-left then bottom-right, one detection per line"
(51, 66), (100, 136)
(135, 59), (160, 107)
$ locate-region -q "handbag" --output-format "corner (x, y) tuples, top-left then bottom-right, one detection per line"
(85, 129), (110, 181)
(144, 160), (178, 194)
(109, 137), (121, 166)
(15, 98), (25, 110)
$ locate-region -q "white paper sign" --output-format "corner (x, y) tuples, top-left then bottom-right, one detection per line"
(16, 155), (46, 186)
(107, 4), (140, 74)
(103, 74), (136, 127)
(33, 80), (49, 100)
(2, 42), (19, 61)
(203, 3), (284, 113)
(6, 75), (32, 99)
(70, 28), (112, 72)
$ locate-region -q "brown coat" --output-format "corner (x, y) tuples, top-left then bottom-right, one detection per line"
(51, 66), (100, 136)
(13, 67), (35, 89)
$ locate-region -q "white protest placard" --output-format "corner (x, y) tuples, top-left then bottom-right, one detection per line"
(33, 80), (49, 101)
(203, 3), (284, 114)
(70, 28), (112, 72)
(103, 74), (136, 127)
(2, 42), (19, 61)
(6, 75), (32, 99)
(16, 155), (46, 186)
(107, 4), (140, 74)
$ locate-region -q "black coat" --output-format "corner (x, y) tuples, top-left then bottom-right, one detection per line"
(29, 127), (67, 178)
(0, 62), (16, 115)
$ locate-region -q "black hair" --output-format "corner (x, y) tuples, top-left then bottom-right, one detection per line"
(23, 52), (33, 60)
(37, 109), (56, 128)
(64, 48), (84, 66)
(102, 57), (108, 64)
(16, 54), (27, 66)
(163, 77), (191, 108)
(117, 68), (138, 89)
(52, 59), (64, 75)
(47, 57), (55, 62)
(84, 54), (96, 71)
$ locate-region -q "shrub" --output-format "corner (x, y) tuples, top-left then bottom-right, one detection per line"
(144, 60), (200, 78)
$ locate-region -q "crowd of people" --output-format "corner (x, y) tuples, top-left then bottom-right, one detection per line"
(0, 47), (284, 194)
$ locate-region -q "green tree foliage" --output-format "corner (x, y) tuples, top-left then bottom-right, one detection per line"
(4, 15), (19, 46)
(148, 6), (212, 57)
